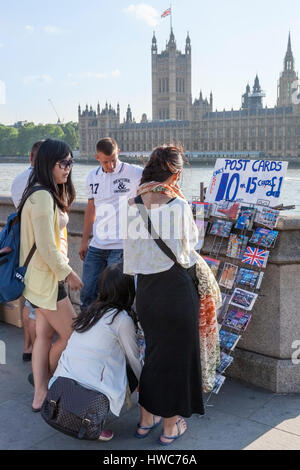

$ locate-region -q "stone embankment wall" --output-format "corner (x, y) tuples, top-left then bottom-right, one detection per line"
(0, 196), (299, 392)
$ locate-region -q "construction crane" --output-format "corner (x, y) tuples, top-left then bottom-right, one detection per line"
(48, 98), (62, 125)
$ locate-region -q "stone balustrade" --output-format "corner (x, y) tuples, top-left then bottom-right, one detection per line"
(0, 197), (299, 392)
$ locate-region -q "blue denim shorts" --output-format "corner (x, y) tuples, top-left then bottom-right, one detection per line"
(25, 299), (36, 320)
(27, 282), (67, 310)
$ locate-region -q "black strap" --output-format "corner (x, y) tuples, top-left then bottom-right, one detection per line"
(20, 186), (56, 268)
(24, 243), (37, 268)
(134, 194), (180, 267)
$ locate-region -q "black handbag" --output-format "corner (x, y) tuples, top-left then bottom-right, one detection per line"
(134, 195), (198, 290)
(41, 376), (110, 440)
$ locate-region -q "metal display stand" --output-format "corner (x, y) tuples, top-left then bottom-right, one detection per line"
(196, 199), (279, 402)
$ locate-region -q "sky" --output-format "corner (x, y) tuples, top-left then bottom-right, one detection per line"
(0, 0), (299, 125)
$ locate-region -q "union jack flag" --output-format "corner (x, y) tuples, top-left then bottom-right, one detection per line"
(161, 8), (171, 18)
(242, 246), (269, 268)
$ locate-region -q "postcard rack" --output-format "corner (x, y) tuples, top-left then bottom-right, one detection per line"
(191, 200), (280, 397)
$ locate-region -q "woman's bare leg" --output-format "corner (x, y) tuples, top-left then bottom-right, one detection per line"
(31, 297), (75, 409)
(22, 306), (32, 354)
(47, 297), (75, 373)
(31, 311), (55, 410)
(28, 318), (36, 347)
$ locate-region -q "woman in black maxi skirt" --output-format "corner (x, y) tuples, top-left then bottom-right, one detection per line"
(136, 263), (204, 418)
(124, 145), (205, 446)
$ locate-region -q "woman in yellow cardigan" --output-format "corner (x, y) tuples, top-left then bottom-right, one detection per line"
(19, 139), (83, 411)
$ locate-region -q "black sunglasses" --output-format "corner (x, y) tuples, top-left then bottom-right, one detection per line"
(56, 159), (74, 170)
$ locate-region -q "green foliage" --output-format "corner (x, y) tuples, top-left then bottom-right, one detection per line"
(0, 122), (79, 156)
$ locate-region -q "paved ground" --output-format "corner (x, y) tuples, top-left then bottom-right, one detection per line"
(1, 321), (300, 451)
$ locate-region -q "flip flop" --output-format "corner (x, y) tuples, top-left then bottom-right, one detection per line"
(135, 416), (162, 439)
(31, 406), (42, 413)
(158, 418), (187, 446)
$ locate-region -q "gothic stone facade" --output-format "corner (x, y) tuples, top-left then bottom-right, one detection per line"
(79, 32), (300, 159)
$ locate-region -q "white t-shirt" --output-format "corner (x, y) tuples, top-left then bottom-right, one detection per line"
(11, 167), (33, 208)
(54, 308), (141, 417)
(86, 161), (143, 250)
(123, 197), (200, 275)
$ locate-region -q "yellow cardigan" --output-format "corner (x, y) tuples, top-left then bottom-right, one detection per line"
(19, 189), (72, 310)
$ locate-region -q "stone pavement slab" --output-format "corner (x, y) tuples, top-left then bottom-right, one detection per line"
(1, 321), (300, 450)
(0, 400), (57, 450)
(244, 428), (300, 450)
(205, 378), (275, 419)
(249, 394), (300, 436)
(26, 400), (300, 451)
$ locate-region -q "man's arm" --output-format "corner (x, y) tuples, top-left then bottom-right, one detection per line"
(11, 175), (22, 208)
(79, 199), (96, 261)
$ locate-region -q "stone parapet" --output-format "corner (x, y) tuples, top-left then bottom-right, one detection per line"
(0, 197), (300, 392)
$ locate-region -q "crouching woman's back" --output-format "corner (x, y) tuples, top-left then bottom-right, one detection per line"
(42, 264), (141, 441)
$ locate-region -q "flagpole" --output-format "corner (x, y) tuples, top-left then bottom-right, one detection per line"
(170, 2), (172, 32)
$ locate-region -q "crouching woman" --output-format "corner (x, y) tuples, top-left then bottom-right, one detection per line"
(42, 264), (141, 441)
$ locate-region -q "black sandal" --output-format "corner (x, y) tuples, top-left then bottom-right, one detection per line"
(22, 353), (32, 362)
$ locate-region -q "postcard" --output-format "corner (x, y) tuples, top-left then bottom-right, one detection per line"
(217, 352), (234, 374)
(249, 228), (279, 248)
(219, 263), (239, 290)
(235, 206), (256, 230)
(223, 308), (252, 332)
(191, 201), (211, 219)
(236, 268), (264, 289)
(254, 207), (280, 229)
(202, 256), (220, 278)
(212, 201), (240, 220)
(242, 246), (269, 268)
(219, 329), (241, 351)
(212, 374), (226, 394)
(210, 219), (233, 238)
(229, 288), (258, 311)
(226, 234), (249, 259)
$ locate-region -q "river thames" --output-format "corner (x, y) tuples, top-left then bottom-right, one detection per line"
(0, 162), (299, 214)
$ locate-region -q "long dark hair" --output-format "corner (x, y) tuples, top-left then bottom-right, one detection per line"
(18, 138), (76, 212)
(73, 264), (137, 333)
(140, 144), (184, 185)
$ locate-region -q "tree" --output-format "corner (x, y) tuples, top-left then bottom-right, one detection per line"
(0, 125), (19, 155)
(0, 122), (79, 157)
(61, 122), (78, 149)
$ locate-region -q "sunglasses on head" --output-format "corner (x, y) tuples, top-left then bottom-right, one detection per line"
(56, 159), (74, 170)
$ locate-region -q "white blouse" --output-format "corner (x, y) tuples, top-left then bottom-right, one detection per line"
(123, 197), (199, 275)
(53, 309), (141, 417)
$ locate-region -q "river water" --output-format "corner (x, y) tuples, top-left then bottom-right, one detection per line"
(0, 162), (299, 214)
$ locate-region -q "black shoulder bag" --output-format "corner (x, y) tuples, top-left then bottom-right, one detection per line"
(41, 377), (110, 440)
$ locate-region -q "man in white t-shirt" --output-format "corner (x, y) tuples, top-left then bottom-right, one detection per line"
(11, 140), (44, 208)
(79, 138), (143, 311)
(11, 140), (44, 361)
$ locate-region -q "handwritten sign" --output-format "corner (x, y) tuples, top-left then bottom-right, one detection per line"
(205, 159), (288, 206)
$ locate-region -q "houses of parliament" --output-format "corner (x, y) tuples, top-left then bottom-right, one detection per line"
(78, 31), (300, 159)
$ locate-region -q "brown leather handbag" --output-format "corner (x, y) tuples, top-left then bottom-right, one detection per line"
(41, 376), (110, 440)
